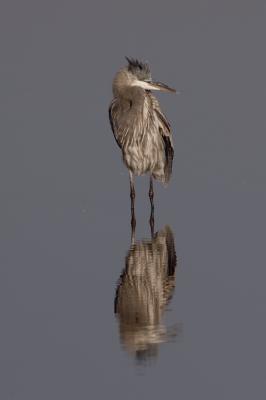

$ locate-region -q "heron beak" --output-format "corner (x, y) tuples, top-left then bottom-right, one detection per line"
(147, 81), (176, 93)
(134, 79), (177, 93)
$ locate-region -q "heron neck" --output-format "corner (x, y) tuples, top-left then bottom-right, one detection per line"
(116, 86), (145, 105)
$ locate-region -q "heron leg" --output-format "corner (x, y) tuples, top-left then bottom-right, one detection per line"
(129, 171), (136, 232)
(149, 176), (154, 237)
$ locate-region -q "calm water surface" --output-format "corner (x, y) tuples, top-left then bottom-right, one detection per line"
(1, 1), (265, 399)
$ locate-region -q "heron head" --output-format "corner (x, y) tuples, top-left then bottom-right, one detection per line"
(126, 57), (176, 93)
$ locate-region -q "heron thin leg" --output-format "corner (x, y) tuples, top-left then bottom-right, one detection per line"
(149, 176), (154, 237)
(129, 171), (136, 232)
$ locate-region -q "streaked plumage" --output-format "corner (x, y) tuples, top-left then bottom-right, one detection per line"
(109, 58), (175, 183)
(109, 58), (176, 228)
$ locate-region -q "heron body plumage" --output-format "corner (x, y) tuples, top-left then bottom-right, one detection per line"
(109, 58), (175, 225)
(110, 90), (172, 182)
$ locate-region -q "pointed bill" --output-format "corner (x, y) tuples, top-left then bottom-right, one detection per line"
(133, 79), (176, 93)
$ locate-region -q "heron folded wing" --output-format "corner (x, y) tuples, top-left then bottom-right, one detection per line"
(154, 108), (171, 134)
(109, 98), (135, 150)
(162, 135), (174, 183)
(109, 99), (123, 149)
(149, 94), (174, 183)
(149, 94), (171, 135)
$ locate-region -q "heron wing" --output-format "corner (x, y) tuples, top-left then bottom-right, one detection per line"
(149, 95), (171, 134)
(109, 98), (133, 149)
(149, 94), (174, 183)
(109, 99), (122, 148)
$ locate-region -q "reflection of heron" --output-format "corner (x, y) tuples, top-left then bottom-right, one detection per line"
(109, 58), (176, 230)
(114, 226), (177, 362)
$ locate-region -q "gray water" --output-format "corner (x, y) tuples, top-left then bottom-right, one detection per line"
(1, 1), (266, 399)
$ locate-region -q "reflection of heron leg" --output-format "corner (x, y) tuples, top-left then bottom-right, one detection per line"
(129, 171), (136, 233)
(149, 176), (154, 237)
(130, 222), (136, 245)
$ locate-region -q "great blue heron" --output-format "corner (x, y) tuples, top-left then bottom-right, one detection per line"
(109, 58), (176, 230)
